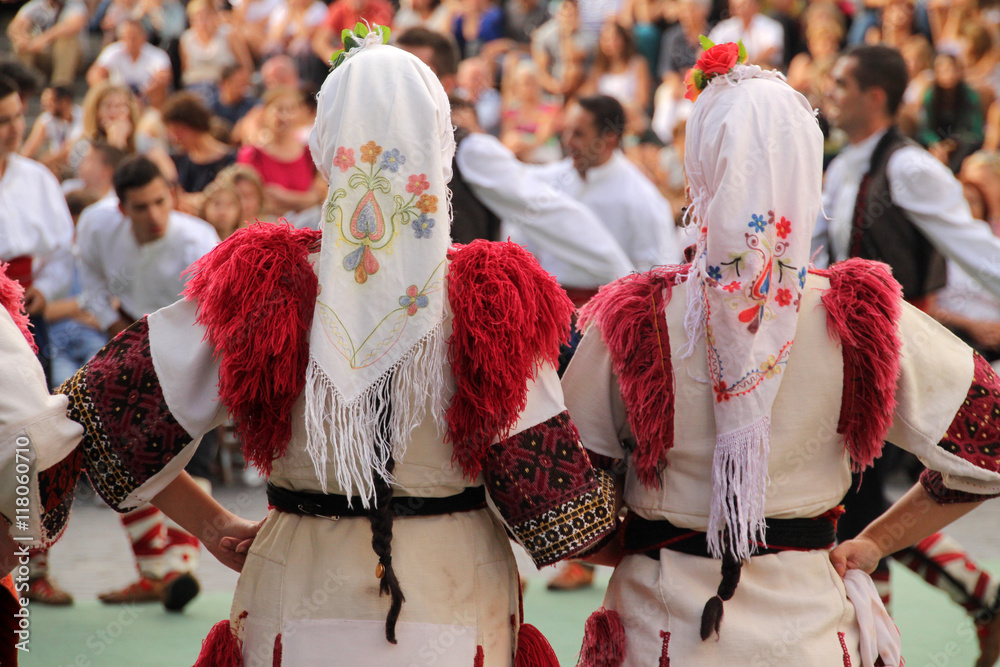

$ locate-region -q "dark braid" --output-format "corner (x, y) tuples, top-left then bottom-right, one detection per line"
(369, 382), (405, 643)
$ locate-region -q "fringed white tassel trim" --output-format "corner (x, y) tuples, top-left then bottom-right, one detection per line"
(303, 322), (448, 507)
(707, 416), (771, 560)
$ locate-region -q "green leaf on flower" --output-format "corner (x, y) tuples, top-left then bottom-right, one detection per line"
(380, 26), (390, 43)
(693, 69), (705, 89)
(354, 22), (369, 37)
(737, 39), (747, 63)
(699, 35), (715, 51)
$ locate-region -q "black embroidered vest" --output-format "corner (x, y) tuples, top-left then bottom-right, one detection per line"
(848, 126), (947, 301)
(448, 128), (501, 244)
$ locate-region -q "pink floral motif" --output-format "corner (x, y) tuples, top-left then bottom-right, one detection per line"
(775, 288), (792, 306)
(775, 216), (791, 239)
(399, 284), (429, 316)
(723, 281), (741, 293)
(333, 146), (355, 172)
(407, 173), (430, 196)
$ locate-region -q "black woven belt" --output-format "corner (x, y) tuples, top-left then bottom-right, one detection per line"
(267, 482), (487, 519)
(624, 514), (838, 560)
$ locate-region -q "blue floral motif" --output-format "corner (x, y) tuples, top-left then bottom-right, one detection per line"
(748, 214), (767, 233)
(380, 148), (406, 172)
(412, 214), (435, 238)
(707, 265), (723, 281)
(798, 266), (807, 289)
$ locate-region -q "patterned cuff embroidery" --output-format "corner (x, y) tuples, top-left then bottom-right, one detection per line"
(55, 318), (193, 509)
(37, 447), (83, 546)
(934, 352), (1000, 472)
(920, 469), (1000, 504)
(483, 411), (616, 567)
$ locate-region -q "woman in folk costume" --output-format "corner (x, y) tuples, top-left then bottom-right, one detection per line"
(1, 32), (616, 666)
(566, 42), (1000, 667)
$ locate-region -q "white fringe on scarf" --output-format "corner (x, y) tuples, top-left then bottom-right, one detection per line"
(303, 322), (448, 507)
(707, 416), (772, 560)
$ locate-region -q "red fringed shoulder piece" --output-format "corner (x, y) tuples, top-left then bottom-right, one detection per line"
(578, 607), (627, 667)
(812, 259), (903, 471)
(445, 240), (574, 479)
(182, 223), (321, 475)
(577, 266), (688, 488)
(0, 264), (36, 352)
(515, 623), (560, 667)
(193, 619), (243, 667)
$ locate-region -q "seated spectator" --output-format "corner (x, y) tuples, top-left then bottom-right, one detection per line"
(582, 21), (651, 119)
(899, 34), (936, 136)
(453, 0), (505, 59)
(618, 0), (663, 76)
(212, 64), (257, 128)
(961, 23), (1000, 109)
(199, 178), (245, 239)
(230, 0), (285, 59)
(866, 0), (918, 49)
(19, 85), (81, 176)
(161, 92), (237, 213)
(311, 0), (394, 65)
(504, 0), (549, 45)
(66, 82), (176, 181)
(457, 57), (502, 135)
(395, 27), (460, 93)
(76, 141), (126, 204)
(656, 0), (710, 81)
(786, 3), (845, 106)
(501, 59), (560, 163)
(215, 163), (266, 222)
(87, 19), (172, 108)
(264, 0), (329, 86)
(179, 0), (253, 108)
(393, 0), (456, 36)
(531, 0), (593, 98)
(918, 52), (985, 173)
(232, 56), (309, 146)
(707, 0), (783, 67)
(6, 0), (88, 86)
(236, 87), (326, 217)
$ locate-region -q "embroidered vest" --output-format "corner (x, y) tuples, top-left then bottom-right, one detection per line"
(848, 126), (947, 302)
(449, 128), (501, 244)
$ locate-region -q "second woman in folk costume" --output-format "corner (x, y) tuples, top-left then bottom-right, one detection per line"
(566, 43), (1000, 666)
(3, 34), (616, 666)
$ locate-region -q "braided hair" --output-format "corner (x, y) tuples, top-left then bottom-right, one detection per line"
(369, 381), (405, 643)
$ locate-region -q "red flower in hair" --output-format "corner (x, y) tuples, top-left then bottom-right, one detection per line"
(696, 42), (740, 76)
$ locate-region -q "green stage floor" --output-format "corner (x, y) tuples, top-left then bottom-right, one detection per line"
(17, 561), (998, 666)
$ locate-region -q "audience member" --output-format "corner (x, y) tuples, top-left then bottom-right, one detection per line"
(161, 92), (237, 212)
(199, 178), (246, 239)
(503, 0), (550, 45)
(212, 64), (258, 128)
(396, 27), (461, 93)
(917, 52), (984, 172)
(500, 59), (560, 162)
(87, 19), (172, 108)
(19, 85), (80, 175)
(453, 0), (505, 59)
(584, 21), (652, 119)
(179, 0), (253, 108)
(531, 0), (594, 98)
(6, 0), (89, 87)
(214, 163), (266, 222)
(264, 0), (329, 85)
(708, 0), (783, 67)
(311, 0), (395, 63)
(393, 0), (456, 36)
(456, 56), (503, 135)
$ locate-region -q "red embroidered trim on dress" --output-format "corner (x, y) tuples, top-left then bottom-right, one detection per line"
(838, 631), (851, 666)
(0, 263), (35, 352)
(183, 223), (321, 475)
(578, 266), (688, 489)
(813, 259), (902, 471)
(474, 645), (484, 667)
(659, 630), (671, 667)
(445, 240), (574, 479)
(273, 633), (282, 666)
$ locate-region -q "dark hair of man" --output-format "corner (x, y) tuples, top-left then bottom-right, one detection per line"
(844, 45), (909, 117)
(0, 75), (20, 102)
(90, 141), (128, 172)
(161, 92), (213, 133)
(220, 63), (244, 83)
(396, 28), (459, 78)
(447, 93), (475, 114)
(65, 189), (100, 218)
(114, 155), (164, 202)
(0, 61), (39, 98)
(51, 85), (74, 102)
(578, 94), (626, 142)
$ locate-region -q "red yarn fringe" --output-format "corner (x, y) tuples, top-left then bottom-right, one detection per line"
(182, 223), (321, 475)
(445, 241), (574, 479)
(813, 259), (902, 471)
(514, 623), (560, 667)
(474, 645), (485, 667)
(578, 607), (627, 667)
(273, 632), (282, 666)
(0, 264), (36, 352)
(193, 619), (242, 667)
(578, 267), (687, 488)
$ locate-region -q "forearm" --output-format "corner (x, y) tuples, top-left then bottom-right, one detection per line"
(151, 471), (234, 543)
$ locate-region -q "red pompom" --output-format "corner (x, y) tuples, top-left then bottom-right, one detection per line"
(578, 607), (627, 667)
(0, 265), (35, 352)
(514, 623), (560, 667)
(193, 619), (243, 667)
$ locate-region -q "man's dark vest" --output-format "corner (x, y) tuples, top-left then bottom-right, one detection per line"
(448, 127), (501, 245)
(849, 126), (947, 301)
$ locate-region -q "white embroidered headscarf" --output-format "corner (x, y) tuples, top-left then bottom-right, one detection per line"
(306, 36), (455, 504)
(680, 65), (824, 559)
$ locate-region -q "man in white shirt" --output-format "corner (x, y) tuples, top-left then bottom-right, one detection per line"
(76, 154), (219, 610)
(530, 95), (682, 277)
(87, 19), (172, 108)
(707, 0), (783, 67)
(814, 44), (1000, 664)
(6, 0), (88, 86)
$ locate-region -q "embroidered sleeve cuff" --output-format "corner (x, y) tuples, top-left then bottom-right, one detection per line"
(920, 469), (1000, 504)
(54, 318), (195, 513)
(482, 411), (617, 567)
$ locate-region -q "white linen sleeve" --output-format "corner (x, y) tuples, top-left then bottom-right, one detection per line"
(75, 212), (120, 331)
(31, 179), (75, 302)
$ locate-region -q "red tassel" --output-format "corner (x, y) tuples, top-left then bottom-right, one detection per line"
(474, 645), (485, 667)
(578, 267), (687, 488)
(273, 632), (282, 666)
(514, 623), (559, 667)
(0, 264), (36, 352)
(578, 608), (627, 667)
(182, 223), (321, 476)
(193, 619), (242, 667)
(813, 259), (902, 471)
(445, 241), (575, 479)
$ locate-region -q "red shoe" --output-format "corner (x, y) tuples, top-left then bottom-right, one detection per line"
(25, 577), (74, 605)
(98, 575), (163, 604)
(546, 561), (595, 591)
